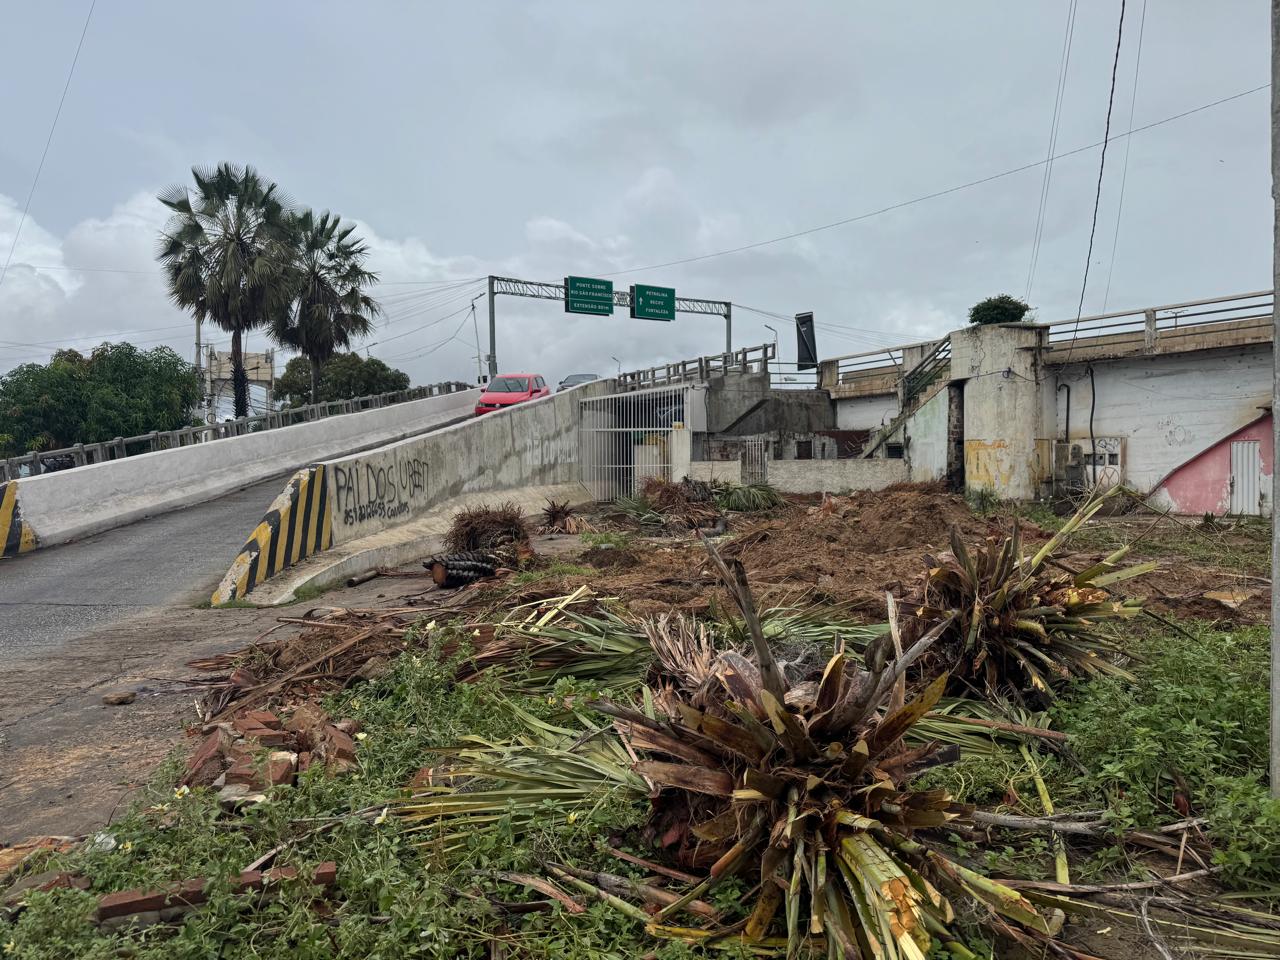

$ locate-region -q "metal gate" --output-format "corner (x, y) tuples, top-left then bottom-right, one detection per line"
(579, 387), (685, 501)
(717, 438), (768, 484)
(1230, 440), (1262, 515)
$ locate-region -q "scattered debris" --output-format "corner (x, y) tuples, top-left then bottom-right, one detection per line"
(101, 691), (136, 706)
(424, 550), (498, 588)
(537, 498), (588, 535)
(444, 502), (530, 555)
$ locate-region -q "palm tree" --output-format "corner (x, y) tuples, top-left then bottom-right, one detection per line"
(273, 209), (381, 403)
(157, 164), (294, 418)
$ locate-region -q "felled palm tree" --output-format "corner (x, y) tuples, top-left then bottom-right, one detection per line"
(157, 164), (294, 418)
(273, 209), (380, 403)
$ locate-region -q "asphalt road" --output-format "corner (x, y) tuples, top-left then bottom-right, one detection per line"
(0, 477), (285, 662)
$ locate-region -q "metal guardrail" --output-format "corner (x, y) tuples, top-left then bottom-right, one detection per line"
(1, 380), (473, 481)
(819, 289), (1275, 389)
(769, 361), (821, 390)
(1042, 289), (1273, 349)
(614, 343), (776, 392)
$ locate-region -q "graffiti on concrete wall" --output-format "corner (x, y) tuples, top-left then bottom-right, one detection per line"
(331, 452), (430, 526)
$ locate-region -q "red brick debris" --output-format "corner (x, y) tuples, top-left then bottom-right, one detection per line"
(180, 705), (361, 797)
(94, 861), (338, 925)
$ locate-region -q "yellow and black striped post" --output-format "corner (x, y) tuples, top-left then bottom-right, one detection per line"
(211, 465), (332, 604)
(0, 481), (38, 558)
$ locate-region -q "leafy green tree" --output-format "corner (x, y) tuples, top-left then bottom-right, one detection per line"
(272, 210), (381, 403)
(157, 164), (295, 417)
(0, 343), (200, 457)
(968, 294), (1031, 326)
(276, 353), (410, 407)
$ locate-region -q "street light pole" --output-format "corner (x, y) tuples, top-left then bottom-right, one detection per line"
(1270, 0), (1279, 797)
(764, 324), (778, 356)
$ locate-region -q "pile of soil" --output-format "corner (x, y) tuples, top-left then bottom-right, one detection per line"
(722, 488), (1039, 618)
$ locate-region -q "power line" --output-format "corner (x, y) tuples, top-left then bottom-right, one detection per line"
(599, 82), (1267, 280)
(1067, 0), (1128, 357)
(1102, 0), (1148, 310)
(0, 0), (97, 290)
(1025, 0), (1078, 301)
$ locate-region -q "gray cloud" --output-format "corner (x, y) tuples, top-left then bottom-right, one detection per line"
(0, 2), (1270, 393)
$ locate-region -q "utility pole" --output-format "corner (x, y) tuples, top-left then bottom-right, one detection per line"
(194, 318), (204, 420)
(1271, 0), (1279, 798)
(725, 302), (733, 354)
(487, 275), (498, 380)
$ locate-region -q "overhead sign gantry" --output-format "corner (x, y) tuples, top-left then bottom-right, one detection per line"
(483, 274), (731, 378)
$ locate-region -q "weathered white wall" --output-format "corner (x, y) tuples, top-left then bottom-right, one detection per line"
(323, 381), (610, 543)
(15, 388), (480, 548)
(1050, 346), (1272, 492)
(954, 323), (1047, 499)
(904, 387), (949, 482)
(835, 393), (898, 430)
(769, 458), (907, 493)
(688, 460), (743, 485)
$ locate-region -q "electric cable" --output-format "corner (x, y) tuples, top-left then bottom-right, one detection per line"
(601, 81), (1266, 279)
(1101, 0), (1148, 310)
(1025, 0), (1078, 301)
(0, 0), (97, 290)
(1066, 0), (1128, 361)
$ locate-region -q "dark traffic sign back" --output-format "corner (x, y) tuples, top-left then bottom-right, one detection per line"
(564, 276), (614, 315)
(629, 283), (675, 322)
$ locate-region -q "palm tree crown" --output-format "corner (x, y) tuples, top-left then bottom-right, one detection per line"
(156, 164), (295, 418)
(273, 210), (381, 402)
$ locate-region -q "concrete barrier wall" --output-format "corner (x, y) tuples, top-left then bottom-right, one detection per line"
(768, 458), (907, 493)
(213, 380), (612, 602)
(0, 481), (38, 558)
(11, 388), (480, 549)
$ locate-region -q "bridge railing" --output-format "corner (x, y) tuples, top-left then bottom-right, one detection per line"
(614, 343), (776, 391)
(1, 380), (474, 481)
(1043, 289), (1273, 350)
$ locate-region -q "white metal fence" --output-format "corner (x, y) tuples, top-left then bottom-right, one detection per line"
(579, 387), (686, 501)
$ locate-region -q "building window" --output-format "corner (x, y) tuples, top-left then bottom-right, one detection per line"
(795, 440), (813, 460)
(886, 443), (905, 459)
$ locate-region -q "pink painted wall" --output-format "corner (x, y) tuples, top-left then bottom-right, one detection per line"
(1154, 413), (1272, 515)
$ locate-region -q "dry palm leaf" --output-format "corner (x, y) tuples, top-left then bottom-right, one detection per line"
(903, 492), (1152, 702)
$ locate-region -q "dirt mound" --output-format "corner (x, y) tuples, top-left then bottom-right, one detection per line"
(721, 488), (1040, 618)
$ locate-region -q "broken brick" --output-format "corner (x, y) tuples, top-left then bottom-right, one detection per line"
(322, 727), (357, 763)
(97, 888), (165, 921)
(266, 751), (297, 787)
(284, 703), (330, 751)
(263, 866), (298, 884)
(166, 878), (208, 908)
(296, 751), (313, 772)
(242, 709), (282, 730)
(312, 862), (337, 886)
(182, 729), (231, 788)
(236, 870), (264, 892)
(333, 718), (362, 736)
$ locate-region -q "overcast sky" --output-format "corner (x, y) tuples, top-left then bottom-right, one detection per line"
(0, 2), (1270, 394)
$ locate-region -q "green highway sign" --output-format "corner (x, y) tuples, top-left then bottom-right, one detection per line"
(564, 276), (614, 315)
(629, 283), (675, 322)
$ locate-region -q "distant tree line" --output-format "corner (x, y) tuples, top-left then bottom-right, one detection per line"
(0, 343), (201, 459)
(275, 353), (409, 407)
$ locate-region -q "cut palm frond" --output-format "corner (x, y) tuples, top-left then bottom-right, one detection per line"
(444, 502), (531, 555)
(903, 491), (1151, 702)
(609, 495), (667, 528)
(714, 482), (783, 513)
(537, 498), (588, 535)
(398, 704), (646, 855)
(584, 536), (1053, 955)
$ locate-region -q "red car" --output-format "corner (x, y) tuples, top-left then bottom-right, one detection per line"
(474, 373), (550, 416)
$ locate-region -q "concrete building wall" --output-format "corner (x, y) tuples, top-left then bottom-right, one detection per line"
(323, 381), (609, 544)
(953, 323), (1047, 500)
(835, 393), (898, 431)
(1050, 347), (1272, 495)
(13, 387), (481, 549)
(1148, 413), (1273, 515)
(688, 460), (743, 485)
(904, 386), (950, 482)
(769, 458), (907, 493)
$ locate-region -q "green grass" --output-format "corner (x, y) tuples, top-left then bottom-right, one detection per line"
(511, 562), (596, 585)
(1050, 620), (1280, 886)
(0, 629), (705, 960)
